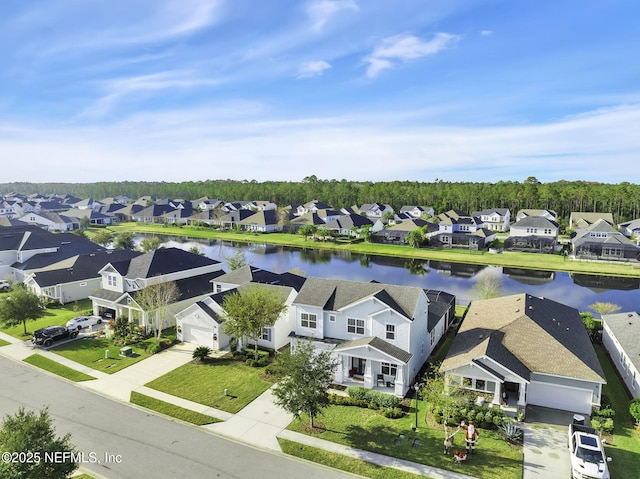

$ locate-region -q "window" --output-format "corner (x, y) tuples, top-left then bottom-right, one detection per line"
(385, 324), (395, 340)
(347, 318), (365, 335)
(261, 327), (272, 342)
(475, 379), (485, 390)
(215, 284), (222, 293)
(107, 274), (117, 287)
(381, 362), (397, 377)
(301, 313), (317, 329)
(79, 282), (87, 287)
(329, 315), (336, 322)
(463, 377), (472, 387)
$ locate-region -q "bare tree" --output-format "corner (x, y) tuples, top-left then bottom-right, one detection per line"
(589, 302), (621, 317)
(135, 280), (180, 342)
(471, 271), (504, 300)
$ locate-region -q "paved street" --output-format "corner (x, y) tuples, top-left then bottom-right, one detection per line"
(0, 356), (354, 479)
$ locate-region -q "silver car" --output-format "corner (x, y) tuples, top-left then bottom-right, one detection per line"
(65, 315), (102, 331)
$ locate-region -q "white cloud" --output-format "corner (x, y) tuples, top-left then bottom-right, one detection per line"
(80, 71), (221, 118)
(297, 60), (332, 78)
(364, 32), (460, 78)
(307, 0), (358, 31)
(480, 30), (493, 36)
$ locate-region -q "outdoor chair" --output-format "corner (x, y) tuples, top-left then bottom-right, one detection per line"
(376, 374), (385, 386)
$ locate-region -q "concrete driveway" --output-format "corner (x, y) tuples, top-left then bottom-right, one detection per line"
(523, 406), (573, 479)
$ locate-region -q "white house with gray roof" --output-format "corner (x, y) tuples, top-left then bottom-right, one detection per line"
(289, 277), (454, 397)
(441, 294), (606, 415)
(602, 311), (640, 398)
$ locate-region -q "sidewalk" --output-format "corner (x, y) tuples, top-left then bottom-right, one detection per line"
(0, 337), (479, 479)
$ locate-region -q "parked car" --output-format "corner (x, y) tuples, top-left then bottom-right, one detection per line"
(66, 315), (101, 331)
(32, 326), (79, 347)
(0, 280), (10, 292)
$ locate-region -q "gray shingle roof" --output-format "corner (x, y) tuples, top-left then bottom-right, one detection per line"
(124, 247), (220, 279)
(333, 336), (412, 364)
(293, 277), (421, 319)
(602, 312), (640, 372)
(441, 293), (605, 383)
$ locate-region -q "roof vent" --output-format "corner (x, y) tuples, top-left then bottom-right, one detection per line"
(528, 306), (533, 310)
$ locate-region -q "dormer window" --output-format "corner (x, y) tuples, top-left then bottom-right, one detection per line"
(107, 274), (117, 287)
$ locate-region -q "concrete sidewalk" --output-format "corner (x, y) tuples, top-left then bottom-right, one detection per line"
(0, 337), (480, 479)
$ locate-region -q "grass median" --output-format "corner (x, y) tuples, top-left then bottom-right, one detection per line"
(23, 354), (96, 382)
(130, 391), (220, 426)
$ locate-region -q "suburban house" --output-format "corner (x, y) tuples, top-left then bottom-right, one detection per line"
(618, 218), (640, 239)
(325, 214), (374, 237)
(571, 219), (640, 262)
(89, 248), (224, 329)
(359, 203), (394, 220)
(238, 209), (282, 233)
(515, 209), (557, 222)
(296, 200), (334, 216)
(176, 266), (306, 351)
(472, 208), (511, 231)
(16, 211), (78, 231)
(430, 210), (495, 250)
(371, 219), (435, 245)
(0, 225), (104, 280)
(288, 277), (455, 397)
(505, 216), (559, 253)
(440, 294), (606, 415)
(399, 206), (434, 219)
(24, 249), (141, 304)
(569, 212), (614, 230)
(601, 311), (640, 398)
(285, 212), (326, 233)
(64, 208), (114, 226)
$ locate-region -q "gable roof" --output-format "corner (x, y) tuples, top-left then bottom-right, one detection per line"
(215, 265), (306, 291)
(325, 214), (373, 230)
(111, 247), (221, 279)
(333, 336), (412, 364)
(512, 216), (559, 229)
(293, 277), (422, 320)
(570, 212), (614, 227)
(441, 293), (605, 383)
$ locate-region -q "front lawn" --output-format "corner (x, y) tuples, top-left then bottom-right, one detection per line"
(279, 438), (429, 479)
(287, 405), (523, 479)
(51, 337), (153, 374)
(23, 354), (96, 382)
(145, 357), (272, 414)
(0, 338), (10, 347)
(595, 345), (640, 477)
(0, 299), (92, 339)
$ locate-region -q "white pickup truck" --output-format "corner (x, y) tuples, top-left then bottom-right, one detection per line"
(568, 423), (611, 479)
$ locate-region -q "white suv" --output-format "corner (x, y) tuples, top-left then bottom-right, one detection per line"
(66, 315), (102, 331)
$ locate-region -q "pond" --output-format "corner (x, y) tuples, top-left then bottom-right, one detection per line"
(135, 235), (640, 313)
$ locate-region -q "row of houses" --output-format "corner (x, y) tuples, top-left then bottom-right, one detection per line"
(2, 222), (637, 410)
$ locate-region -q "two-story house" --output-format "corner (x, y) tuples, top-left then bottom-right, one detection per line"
(399, 206), (435, 219)
(288, 277), (455, 397)
(89, 248), (224, 329)
(359, 203), (394, 220)
(472, 208), (511, 231)
(505, 216), (559, 253)
(431, 210), (495, 249)
(571, 219), (640, 262)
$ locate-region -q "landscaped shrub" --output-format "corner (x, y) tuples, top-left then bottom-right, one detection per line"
(146, 342), (161, 355)
(630, 398), (640, 425)
(591, 417), (614, 435)
(593, 408), (615, 418)
(192, 346), (211, 361)
(346, 386), (368, 401)
(346, 386), (400, 409)
(381, 407), (404, 419)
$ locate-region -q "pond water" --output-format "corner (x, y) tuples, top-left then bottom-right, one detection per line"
(136, 235), (640, 313)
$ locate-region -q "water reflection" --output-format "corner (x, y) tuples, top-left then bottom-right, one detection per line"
(140, 235), (640, 312)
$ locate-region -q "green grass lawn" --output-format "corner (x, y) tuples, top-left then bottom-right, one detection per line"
(51, 337), (153, 374)
(23, 354), (96, 382)
(103, 222), (640, 278)
(287, 405), (522, 479)
(129, 391), (220, 425)
(278, 438), (431, 479)
(595, 345), (640, 477)
(0, 338), (10, 347)
(145, 357), (273, 414)
(0, 299), (93, 339)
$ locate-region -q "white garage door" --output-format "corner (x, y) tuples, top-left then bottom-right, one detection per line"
(182, 324), (213, 349)
(527, 381), (592, 414)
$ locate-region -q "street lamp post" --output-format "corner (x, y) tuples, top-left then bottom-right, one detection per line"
(413, 382), (420, 431)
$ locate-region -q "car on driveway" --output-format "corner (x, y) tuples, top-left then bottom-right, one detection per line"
(66, 315), (102, 331)
(32, 326), (79, 347)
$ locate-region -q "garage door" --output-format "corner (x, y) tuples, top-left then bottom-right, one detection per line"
(182, 325), (212, 349)
(527, 381), (592, 414)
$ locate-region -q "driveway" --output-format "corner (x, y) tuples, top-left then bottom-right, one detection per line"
(523, 406), (573, 479)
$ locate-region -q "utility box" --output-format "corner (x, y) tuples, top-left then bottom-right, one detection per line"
(119, 346), (133, 357)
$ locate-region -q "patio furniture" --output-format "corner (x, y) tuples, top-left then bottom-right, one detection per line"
(376, 374), (385, 386)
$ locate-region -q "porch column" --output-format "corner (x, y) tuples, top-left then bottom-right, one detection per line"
(363, 359), (373, 389)
(335, 356), (346, 383)
(395, 366), (406, 396)
(492, 383), (501, 405)
(518, 383), (526, 406)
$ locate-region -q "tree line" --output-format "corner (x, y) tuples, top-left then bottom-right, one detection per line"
(3, 176), (640, 224)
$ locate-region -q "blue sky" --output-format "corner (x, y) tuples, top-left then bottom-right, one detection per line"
(1, 0), (639, 184)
